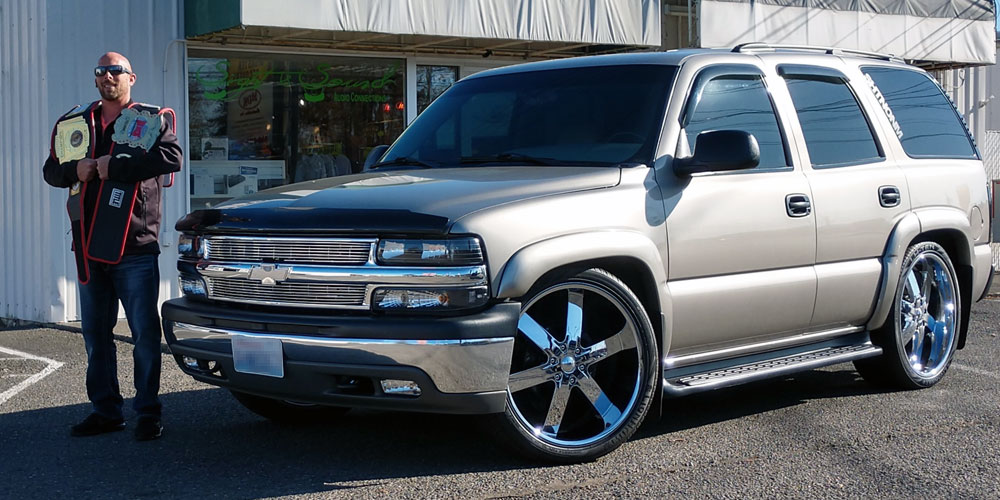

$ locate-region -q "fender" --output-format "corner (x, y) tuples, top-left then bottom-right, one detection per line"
(495, 230), (673, 356)
(914, 208), (974, 265)
(867, 208), (973, 331)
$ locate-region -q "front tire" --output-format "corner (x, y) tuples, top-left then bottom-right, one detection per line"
(497, 268), (658, 463)
(855, 242), (961, 389)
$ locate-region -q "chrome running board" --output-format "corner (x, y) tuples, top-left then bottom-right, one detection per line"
(662, 332), (882, 397)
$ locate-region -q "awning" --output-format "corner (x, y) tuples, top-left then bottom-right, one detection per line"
(700, 0), (996, 66)
(185, 0), (661, 58)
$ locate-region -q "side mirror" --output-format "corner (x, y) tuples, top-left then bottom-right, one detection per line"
(363, 145), (390, 171)
(674, 130), (760, 176)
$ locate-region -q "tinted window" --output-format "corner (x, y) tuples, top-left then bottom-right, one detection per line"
(382, 65), (677, 167)
(784, 76), (882, 167)
(684, 75), (788, 169)
(862, 67), (977, 159)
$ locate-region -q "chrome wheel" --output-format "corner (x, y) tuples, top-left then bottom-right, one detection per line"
(503, 269), (654, 459)
(897, 250), (958, 380)
(856, 242), (961, 389)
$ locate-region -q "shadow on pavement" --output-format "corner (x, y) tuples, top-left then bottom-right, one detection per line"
(0, 366), (893, 498)
(640, 368), (887, 437)
(0, 388), (521, 499)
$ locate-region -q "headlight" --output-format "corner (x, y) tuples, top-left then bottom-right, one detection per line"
(372, 286), (488, 311)
(376, 237), (483, 266)
(178, 233), (204, 259)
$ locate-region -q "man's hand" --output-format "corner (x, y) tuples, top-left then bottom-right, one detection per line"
(96, 155), (112, 180)
(76, 158), (97, 182)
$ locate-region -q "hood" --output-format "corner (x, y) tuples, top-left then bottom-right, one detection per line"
(176, 166), (621, 234)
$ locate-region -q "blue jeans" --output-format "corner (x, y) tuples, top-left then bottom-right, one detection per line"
(78, 253), (162, 419)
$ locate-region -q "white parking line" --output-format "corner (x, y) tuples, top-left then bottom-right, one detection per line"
(0, 346), (63, 406)
(952, 362), (1000, 380)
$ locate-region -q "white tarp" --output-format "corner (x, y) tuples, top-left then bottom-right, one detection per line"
(239, 0), (661, 46)
(701, 0), (996, 65)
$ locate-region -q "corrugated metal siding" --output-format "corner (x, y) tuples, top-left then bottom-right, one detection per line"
(1, 0), (185, 323)
(981, 132), (1000, 268)
(933, 66), (989, 153)
(987, 44), (1000, 132)
(0, 0), (60, 323)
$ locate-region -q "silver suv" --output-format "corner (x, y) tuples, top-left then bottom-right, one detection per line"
(163, 44), (994, 462)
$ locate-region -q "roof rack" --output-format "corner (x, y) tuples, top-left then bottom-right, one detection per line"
(732, 43), (904, 63)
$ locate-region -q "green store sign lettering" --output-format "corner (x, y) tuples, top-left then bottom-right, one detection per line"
(195, 61), (399, 103)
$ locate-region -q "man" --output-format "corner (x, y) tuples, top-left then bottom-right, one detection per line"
(43, 52), (182, 441)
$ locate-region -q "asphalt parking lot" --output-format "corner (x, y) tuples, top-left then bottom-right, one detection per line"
(1, 296), (998, 499)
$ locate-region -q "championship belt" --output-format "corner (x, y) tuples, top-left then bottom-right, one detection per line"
(54, 115), (90, 164)
(51, 103), (97, 283)
(85, 104), (165, 264)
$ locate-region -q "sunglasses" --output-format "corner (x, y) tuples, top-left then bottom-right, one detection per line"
(94, 65), (132, 77)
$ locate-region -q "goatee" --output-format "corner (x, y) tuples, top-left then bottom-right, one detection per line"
(99, 87), (122, 100)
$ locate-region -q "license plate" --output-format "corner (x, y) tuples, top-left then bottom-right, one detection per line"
(232, 334), (284, 378)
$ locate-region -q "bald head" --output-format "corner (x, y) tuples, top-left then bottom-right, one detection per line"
(95, 51), (135, 104)
(98, 51), (132, 71)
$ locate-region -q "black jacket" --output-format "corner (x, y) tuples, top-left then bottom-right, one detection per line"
(43, 100), (183, 255)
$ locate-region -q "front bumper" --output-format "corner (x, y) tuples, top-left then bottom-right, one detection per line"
(162, 298), (519, 414)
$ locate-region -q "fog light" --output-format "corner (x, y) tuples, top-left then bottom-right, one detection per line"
(179, 275), (207, 296)
(182, 356), (199, 369)
(380, 379), (422, 397)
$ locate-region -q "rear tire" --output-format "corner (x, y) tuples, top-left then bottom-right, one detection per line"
(496, 268), (658, 463)
(855, 242), (961, 389)
(230, 390), (350, 424)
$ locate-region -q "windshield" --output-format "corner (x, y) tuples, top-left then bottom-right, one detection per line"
(380, 64), (677, 168)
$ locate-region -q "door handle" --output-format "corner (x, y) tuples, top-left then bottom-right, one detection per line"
(879, 185), (901, 208)
(786, 194), (811, 217)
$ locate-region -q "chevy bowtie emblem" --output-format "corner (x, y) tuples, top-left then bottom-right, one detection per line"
(248, 265), (289, 285)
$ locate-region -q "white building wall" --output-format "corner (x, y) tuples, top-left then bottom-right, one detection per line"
(0, 0), (186, 323)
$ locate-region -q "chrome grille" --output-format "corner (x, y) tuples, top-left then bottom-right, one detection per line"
(204, 237), (373, 265)
(207, 277), (367, 308)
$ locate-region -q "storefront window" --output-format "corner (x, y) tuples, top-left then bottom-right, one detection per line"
(187, 49), (406, 209)
(416, 65), (458, 114)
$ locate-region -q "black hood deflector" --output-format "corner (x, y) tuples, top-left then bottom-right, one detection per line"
(175, 207), (450, 235)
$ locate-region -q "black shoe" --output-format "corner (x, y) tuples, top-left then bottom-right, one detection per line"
(134, 417), (162, 441)
(70, 413), (126, 437)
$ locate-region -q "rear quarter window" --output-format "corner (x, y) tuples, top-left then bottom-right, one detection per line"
(862, 67), (978, 159)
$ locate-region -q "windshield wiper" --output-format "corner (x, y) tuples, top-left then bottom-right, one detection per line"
(371, 156), (439, 170)
(459, 153), (566, 166)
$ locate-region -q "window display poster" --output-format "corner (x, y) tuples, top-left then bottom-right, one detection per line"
(228, 166), (258, 196)
(201, 137), (229, 160)
(189, 160), (285, 198)
(228, 82), (274, 149)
